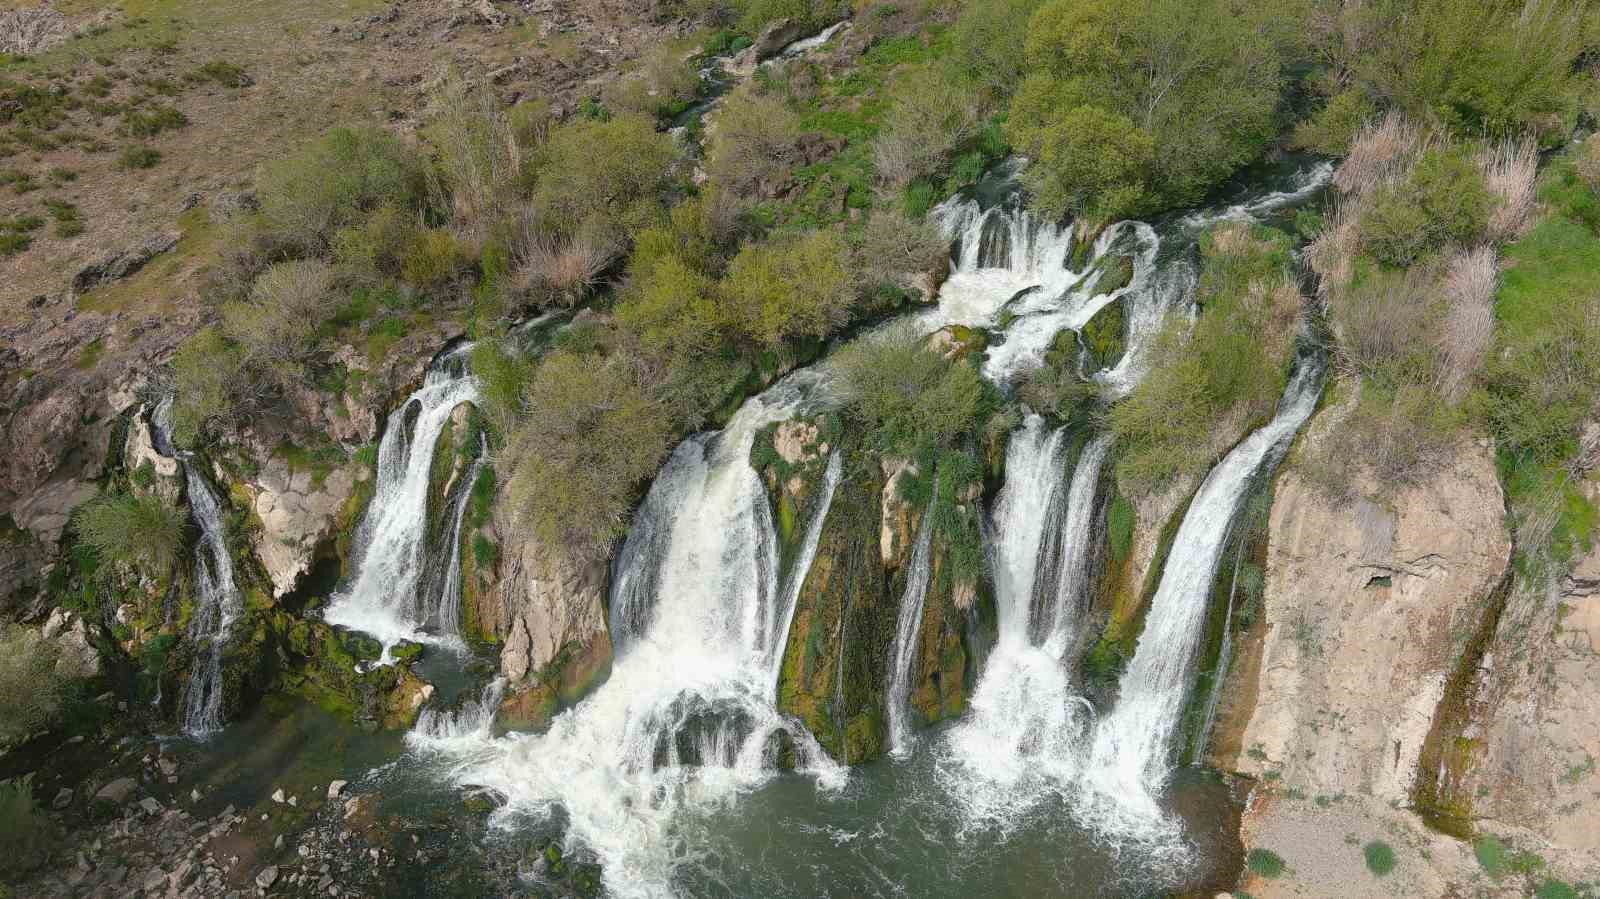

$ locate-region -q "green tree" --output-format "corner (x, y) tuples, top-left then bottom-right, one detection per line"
(1009, 99), (1154, 220)
(951, 0), (1048, 96)
(1009, 0), (1282, 216)
(834, 326), (991, 454)
(529, 113), (677, 236)
(258, 126), (429, 252)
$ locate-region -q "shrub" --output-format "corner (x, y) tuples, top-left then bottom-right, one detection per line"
(1576, 135), (1600, 197)
(424, 75), (545, 238)
(333, 202), (420, 279)
(470, 337), (533, 440)
(1536, 880), (1580, 899)
(258, 125), (428, 252)
(603, 43), (700, 119)
(400, 228), (465, 290)
(223, 259), (335, 367)
(1247, 848), (1285, 879)
(513, 211), (621, 303)
(529, 113), (676, 236)
(1009, 97), (1154, 222)
(0, 626), (65, 745)
(504, 348), (675, 559)
(730, 0), (845, 35)
(720, 229), (855, 348)
(0, 779), (53, 877)
(1112, 225), (1301, 490)
(1292, 88), (1378, 156)
(1361, 147), (1493, 267)
(851, 208), (947, 290)
(617, 251), (722, 360)
(1363, 841), (1396, 876)
(118, 145), (161, 169)
(871, 64), (981, 190)
(194, 60), (248, 87)
(122, 104), (186, 137)
(71, 492), (189, 576)
(704, 82), (800, 199)
(833, 324), (991, 454)
(169, 326), (255, 447)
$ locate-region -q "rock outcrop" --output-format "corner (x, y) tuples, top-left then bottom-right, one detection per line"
(245, 456), (361, 598)
(1208, 427), (1511, 804)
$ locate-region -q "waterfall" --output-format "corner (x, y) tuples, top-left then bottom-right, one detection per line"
(884, 514), (935, 757)
(1084, 356), (1325, 821)
(180, 462), (244, 737)
(939, 429), (1108, 824)
(409, 677), (507, 750)
(431, 370), (846, 899)
(324, 344), (479, 654)
(148, 398), (244, 738)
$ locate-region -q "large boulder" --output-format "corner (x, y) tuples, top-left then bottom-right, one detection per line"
(246, 454), (360, 598)
(1208, 413), (1511, 805)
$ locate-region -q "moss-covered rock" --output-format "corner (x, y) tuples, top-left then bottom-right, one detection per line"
(1077, 295), (1126, 372)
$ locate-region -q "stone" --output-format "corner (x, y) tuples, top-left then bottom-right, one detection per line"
(139, 797), (162, 815)
(1209, 410), (1511, 805)
(271, 788), (286, 804)
(879, 457), (919, 568)
(249, 454), (358, 597)
(53, 787), (73, 809)
(772, 421), (819, 467)
(255, 865), (279, 890)
(95, 777), (138, 805)
(326, 780), (347, 800)
(71, 232), (180, 292)
(157, 757), (178, 777)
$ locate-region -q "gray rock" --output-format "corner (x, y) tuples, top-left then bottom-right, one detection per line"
(255, 864), (279, 889)
(326, 780), (347, 799)
(71, 232), (180, 292)
(53, 787), (73, 809)
(138, 796), (162, 816)
(95, 777), (138, 805)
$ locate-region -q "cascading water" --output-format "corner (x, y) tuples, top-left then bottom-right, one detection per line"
(884, 514), (935, 757)
(325, 343), (479, 653)
(939, 427), (1109, 824)
(409, 676), (507, 750)
(148, 398), (245, 738)
(426, 371), (846, 899)
(179, 459), (244, 738)
(1084, 356), (1325, 824)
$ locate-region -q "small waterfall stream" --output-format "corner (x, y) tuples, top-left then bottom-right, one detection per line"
(884, 514), (935, 757)
(1084, 356), (1325, 821)
(325, 343), (480, 653)
(149, 399), (245, 738)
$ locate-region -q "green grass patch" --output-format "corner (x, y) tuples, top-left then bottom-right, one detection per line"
(1247, 848), (1286, 879)
(75, 337), (104, 369)
(1362, 841), (1396, 876)
(118, 145), (162, 169)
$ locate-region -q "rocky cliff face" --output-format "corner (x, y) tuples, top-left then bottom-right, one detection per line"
(1208, 414), (1511, 802)
(474, 487), (613, 730)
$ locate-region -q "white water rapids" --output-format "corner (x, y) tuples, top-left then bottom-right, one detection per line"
(325, 343), (480, 655)
(884, 513), (935, 757)
(419, 371), (847, 899)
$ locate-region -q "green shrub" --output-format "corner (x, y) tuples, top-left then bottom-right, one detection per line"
(400, 228), (465, 289)
(122, 104), (187, 137)
(1009, 97), (1153, 221)
(258, 125), (428, 252)
(1536, 880), (1579, 899)
(0, 779), (53, 877)
(470, 337), (534, 439)
(833, 325), (992, 454)
(1246, 848), (1285, 879)
(1474, 835), (1509, 877)
(1107, 495), (1135, 563)
(72, 492), (189, 576)
(731, 0), (846, 35)
(951, 0), (1045, 95)
(194, 60), (248, 87)
(530, 113), (676, 236)
(504, 347), (676, 558)
(118, 145), (161, 169)
(1293, 88), (1378, 156)
(0, 626), (66, 745)
(616, 252), (722, 360)
(720, 230), (855, 348)
(333, 202), (420, 279)
(703, 82), (800, 199)
(1361, 147), (1492, 267)
(170, 326), (250, 447)
(1362, 841), (1396, 876)
(1111, 225), (1300, 491)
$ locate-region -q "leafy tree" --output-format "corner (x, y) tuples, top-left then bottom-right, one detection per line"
(1009, 98), (1154, 220)
(529, 113), (677, 236)
(834, 326), (992, 454)
(951, 0), (1048, 96)
(703, 83), (800, 199)
(1009, 0), (1282, 217)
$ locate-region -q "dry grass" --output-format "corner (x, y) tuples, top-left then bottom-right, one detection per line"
(1480, 137), (1539, 242)
(1306, 202), (1362, 296)
(1435, 247), (1498, 402)
(1333, 112), (1424, 197)
(1574, 134), (1600, 195)
(514, 211), (620, 302)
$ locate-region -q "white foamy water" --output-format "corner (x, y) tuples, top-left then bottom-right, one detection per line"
(938, 428), (1108, 825)
(409, 677), (507, 751)
(1083, 358), (1324, 823)
(424, 371), (848, 899)
(324, 344), (479, 656)
(1179, 161), (1335, 231)
(885, 514), (935, 757)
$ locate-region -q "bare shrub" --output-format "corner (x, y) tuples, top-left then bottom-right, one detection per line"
(1574, 134), (1600, 196)
(0, 624), (64, 745)
(871, 65), (981, 190)
(703, 83), (800, 197)
(852, 208), (947, 288)
(1435, 247), (1498, 402)
(603, 43), (700, 118)
(223, 259), (335, 366)
(1306, 202), (1362, 296)
(1326, 265), (1442, 383)
(514, 212), (621, 303)
(1480, 137), (1539, 242)
(1333, 112), (1424, 197)
(424, 72), (539, 241)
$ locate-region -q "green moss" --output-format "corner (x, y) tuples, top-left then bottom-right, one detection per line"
(1247, 848), (1285, 879)
(1106, 494), (1134, 563)
(1362, 841), (1396, 876)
